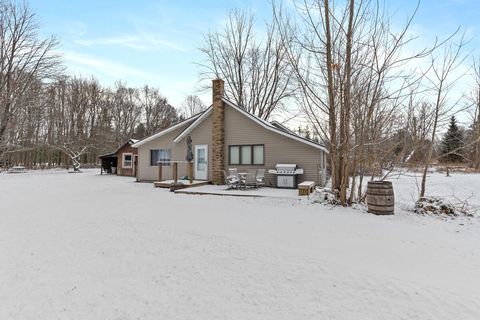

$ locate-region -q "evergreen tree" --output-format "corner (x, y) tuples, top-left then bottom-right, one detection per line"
(440, 116), (464, 162)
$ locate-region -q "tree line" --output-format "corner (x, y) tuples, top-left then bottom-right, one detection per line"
(0, 1), (205, 169)
(2, 75), (185, 168)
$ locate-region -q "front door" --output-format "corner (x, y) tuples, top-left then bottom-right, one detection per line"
(194, 144), (208, 180)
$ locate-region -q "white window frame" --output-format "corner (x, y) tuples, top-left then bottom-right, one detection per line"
(122, 153), (133, 168)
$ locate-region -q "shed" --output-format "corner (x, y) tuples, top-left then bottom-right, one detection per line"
(98, 139), (139, 177)
(98, 153), (117, 174)
(114, 139), (139, 177)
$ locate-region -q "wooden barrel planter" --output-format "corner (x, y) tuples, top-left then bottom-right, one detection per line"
(367, 181), (394, 215)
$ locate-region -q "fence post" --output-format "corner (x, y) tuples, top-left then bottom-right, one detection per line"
(158, 163), (162, 181)
(173, 162), (178, 183)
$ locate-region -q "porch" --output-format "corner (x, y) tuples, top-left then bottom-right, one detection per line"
(174, 184), (304, 199)
(154, 179), (210, 189)
(153, 160), (210, 190)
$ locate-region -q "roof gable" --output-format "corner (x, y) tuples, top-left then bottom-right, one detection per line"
(173, 106), (212, 143)
(132, 113), (203, 148)
(114, 139), (139, 153)
(223, 98), (328, 153)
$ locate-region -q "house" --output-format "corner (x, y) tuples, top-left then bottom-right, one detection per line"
(132, 79), (328, 187)
(98, 139), (139, 177)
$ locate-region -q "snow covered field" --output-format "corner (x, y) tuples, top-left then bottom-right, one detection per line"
(1, 169), (479, 319)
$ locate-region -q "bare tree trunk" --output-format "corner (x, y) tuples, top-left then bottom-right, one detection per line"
(476, 102), (480, 169)
(323, 0), (339, 192)
(472, 60), (480, 170)
(338, 0), (355, 205)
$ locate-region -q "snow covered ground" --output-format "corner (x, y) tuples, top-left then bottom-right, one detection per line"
(390, 170), (480, 213)
(0, 169), (479, 319)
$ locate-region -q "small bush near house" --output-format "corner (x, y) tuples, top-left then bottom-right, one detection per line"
(313, 187), (340, 205)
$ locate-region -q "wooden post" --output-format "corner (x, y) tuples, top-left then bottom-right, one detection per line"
(188, 162), (193, 184)
(173, 162), (178, 183)
(134, 155), (138, 180)
(158, 163), (162, 181)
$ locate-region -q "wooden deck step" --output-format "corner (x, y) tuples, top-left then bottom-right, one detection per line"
(153, 180), (211, 189)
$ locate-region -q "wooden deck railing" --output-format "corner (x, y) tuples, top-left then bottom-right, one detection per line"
(157, 161), (194, 184)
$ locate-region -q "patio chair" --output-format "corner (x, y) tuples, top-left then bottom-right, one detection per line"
(256, 168), (266, 187)
(227, 167), (240, 183)
(241, 169), (258, 189)
(228, 168), (238, 177)
(223, 170), (240, 189)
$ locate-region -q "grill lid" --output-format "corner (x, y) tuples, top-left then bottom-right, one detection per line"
(275, 164), (297, 170)
(269, 164), (303, 175)
(275, 164), (299, 174)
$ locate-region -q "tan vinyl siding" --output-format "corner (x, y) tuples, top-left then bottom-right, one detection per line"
(177, 115), (214, 180)
(223, 103), (327, 186)
(137, 124), (190, 181)
(137, 117), (214, 182)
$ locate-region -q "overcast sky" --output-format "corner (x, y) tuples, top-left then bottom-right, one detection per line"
(28, 0), (480, 115)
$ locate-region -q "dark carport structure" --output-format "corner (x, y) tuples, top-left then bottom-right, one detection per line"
(98, 153), (117, 174)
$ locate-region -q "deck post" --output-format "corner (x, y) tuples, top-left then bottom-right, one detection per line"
(188, 162), (193, 184)
(173, 162), (178, 183)
(158, 163), (162, 181)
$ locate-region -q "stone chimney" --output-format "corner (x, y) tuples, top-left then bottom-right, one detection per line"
(211, 79), (225, 185)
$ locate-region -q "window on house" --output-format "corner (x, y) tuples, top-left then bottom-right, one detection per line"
(122, 153), (133, 168)
(241, 146), (252, 165)
(150, 149), (171, 166)
(229, 145), (264, 165)
(253, 145), (264, 165)
(230, 146), (240, 165)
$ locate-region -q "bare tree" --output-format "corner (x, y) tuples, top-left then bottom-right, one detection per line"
(138, 85), (180, 138)
(181, 95), (207, 118)
(420, 33), (468, 198)
(53, 143), (92, 172)
(198, 9), (294, 120)
(274, 0), (449, 205)
(469, 58), (480, 169)
(110, 82), (141, 145)
(0, 0), (60, 145)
